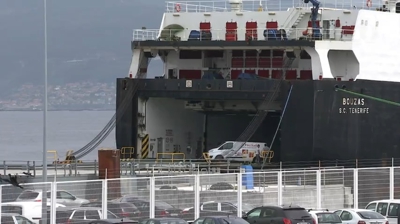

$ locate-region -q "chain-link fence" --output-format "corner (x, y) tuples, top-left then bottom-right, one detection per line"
(2, 166), (400, 223)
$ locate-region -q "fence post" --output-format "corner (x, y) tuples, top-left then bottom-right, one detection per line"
(237, 172), (243, 217)
(278, 171), (283, 205)
(353, 168), (358, 209)
(0, 185), (2, 224)
(390, 166), (394, 200)
(149, 177), (155, 218)
(51, 182), (57, 224)
(101, 179), (108, 219)
(316, 170), (322, 209)
(194, 174), (200, 220)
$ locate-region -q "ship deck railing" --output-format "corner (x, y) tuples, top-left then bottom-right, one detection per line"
(132, 27), (355, 42)
(165, 0), (383, 13)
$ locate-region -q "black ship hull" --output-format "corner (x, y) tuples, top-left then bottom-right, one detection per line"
(115, 78), (400, 164)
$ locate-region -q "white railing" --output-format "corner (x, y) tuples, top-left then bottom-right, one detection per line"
(1, 166), (398, 223)
(164, 0), (383, 13)
(132, 27), (355, 42)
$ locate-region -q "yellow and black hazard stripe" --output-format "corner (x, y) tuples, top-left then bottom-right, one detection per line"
(141, 134), (149, 159)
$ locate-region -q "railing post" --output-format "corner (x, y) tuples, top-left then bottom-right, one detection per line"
(237, 172), (243, 217)
(316, 170), (322, 209)
(102, 179), (108, 219)
(278, 171), (283, 205)
(194, 174), (200, 220)
(149, 177), (155, 218)
(390, 167), (394, 200)
(353, 168), (358, 209)
(51, 182), (57, 224)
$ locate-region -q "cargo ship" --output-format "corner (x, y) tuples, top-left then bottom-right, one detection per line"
(115, 0), (400, 163)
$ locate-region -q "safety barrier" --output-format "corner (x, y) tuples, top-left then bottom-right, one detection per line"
(3, 166), (399, 224)
(120, 147), (135, 161)
(261, 150), (274, 163)
(165, 0), (380, 13)
(47, 150), (59, 163)
(202, 152), (211, 163)
(48, 150), (83, 164)
(133, 27), (356, 42)
(156, 153), (186, 162)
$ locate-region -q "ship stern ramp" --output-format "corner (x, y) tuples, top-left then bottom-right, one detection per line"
(116, 78), (287, 161)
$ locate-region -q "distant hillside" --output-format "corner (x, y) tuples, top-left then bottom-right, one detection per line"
(0, 0), (164, 96)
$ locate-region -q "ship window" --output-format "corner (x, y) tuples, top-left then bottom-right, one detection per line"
(396, 2), (400, 13)
(259, 50), (271, 57)
(376, 21), (379, 27)
(232, 50), (243, 57)
(365, 20), (368, 26)
(205, 50), (224, 58)
(179, 50), (202, 59)
(361, 20), (364, 25)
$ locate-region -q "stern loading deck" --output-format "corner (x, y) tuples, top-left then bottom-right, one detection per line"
(116, 78), (400, 163)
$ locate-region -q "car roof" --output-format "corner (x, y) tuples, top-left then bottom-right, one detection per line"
(58, 206), (101, 211)
(258, 205), (304, 210)
(1, 213), (20, 216)
(309, 211), (333, 214)
(368, 200), (400, 203)
(202, 201), (235, 204)
(3, 201), (45, 205)
(340, 209), (376, 212)
(147, 218), (185, 220)
(90, 219), (136, 223)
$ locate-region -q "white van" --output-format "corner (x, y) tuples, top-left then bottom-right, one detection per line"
(1, 201), (66, 224)
(208, 141), (269, 162)
(365, 199), (400, 224)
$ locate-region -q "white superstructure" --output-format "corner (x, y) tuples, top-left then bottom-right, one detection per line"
(126, 0), (400, 159)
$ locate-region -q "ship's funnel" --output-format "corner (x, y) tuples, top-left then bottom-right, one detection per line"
(229, 0), (243, 12)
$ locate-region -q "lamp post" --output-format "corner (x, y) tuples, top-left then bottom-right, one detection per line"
(41, 0), (48, 223)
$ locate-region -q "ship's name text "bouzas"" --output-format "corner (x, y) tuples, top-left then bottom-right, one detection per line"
(339, 98), (369, 114)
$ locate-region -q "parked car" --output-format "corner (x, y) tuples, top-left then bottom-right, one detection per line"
(114, 196), (182, 218)
(182, 201), (254, 215)
(181, 201), (252, 220)
(334, 209), (388, 224)
(308, 209), (342, 224)
(139, 217), (188, 224)
(40, 208), (75, 224)
(192, 216), (249, 224)
(243, 205), (314, 224)
(365, 199), (400, 224)
(56, 207), (119, 223)
(1, 213), (35, 224)
(82, 201), (142, 220)
(1, 201), (65, 224)
(88, 219), (137, 224)
(16, 189), (90, 206)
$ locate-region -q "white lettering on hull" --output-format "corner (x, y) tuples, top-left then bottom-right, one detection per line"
(339, 98), (369, 114)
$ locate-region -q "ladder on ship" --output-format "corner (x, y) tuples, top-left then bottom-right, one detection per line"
(225, 51), (296, 160)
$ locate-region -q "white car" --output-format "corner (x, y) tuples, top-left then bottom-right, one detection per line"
(1, 213), (35, 224)
(308, 209), (343, 224)
(334, 209), (388, 224)
(16, 189), (90, 207)
(365, 199), (400, 224)
(1, 201), (65, 224)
